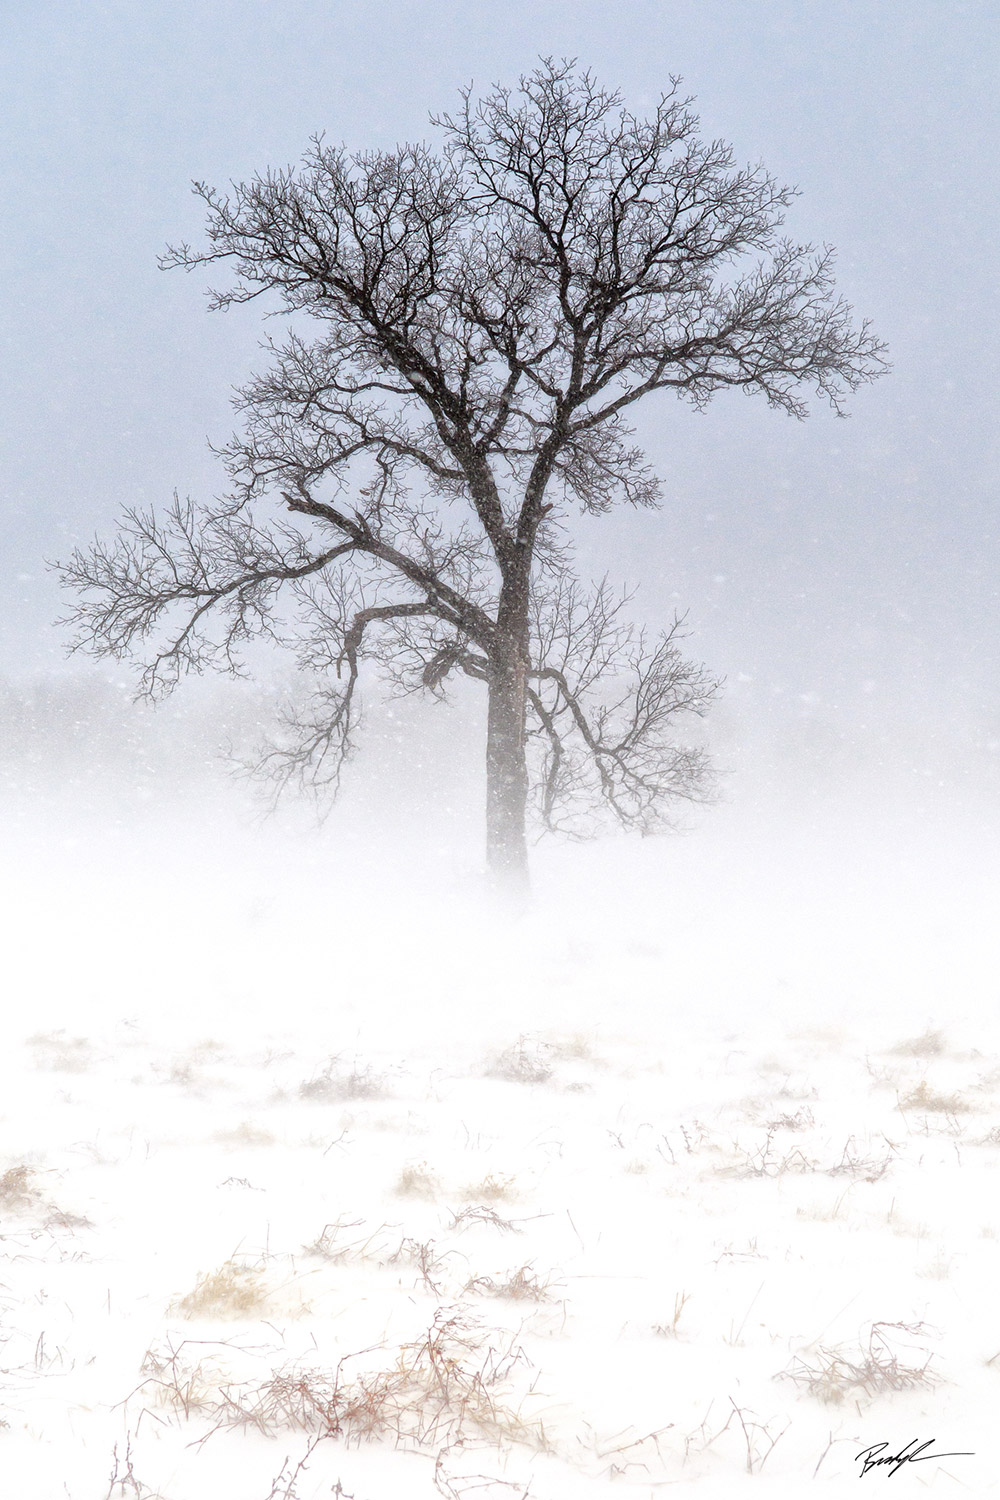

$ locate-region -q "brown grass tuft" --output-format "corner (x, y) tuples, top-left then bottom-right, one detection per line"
(778, 1321), (939, 1405)
(395, 1161), (440, 1200)
(463, 1173), (517, 1203)
(172, 1260), (271, 1320)
(0, 1164), (42, 1211)
(898, 1080), (970, 1114)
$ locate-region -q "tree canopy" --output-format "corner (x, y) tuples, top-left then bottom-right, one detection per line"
(60, 60), (887, 885)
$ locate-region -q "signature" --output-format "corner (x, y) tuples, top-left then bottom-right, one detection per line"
(855, 1438), (974, 1477)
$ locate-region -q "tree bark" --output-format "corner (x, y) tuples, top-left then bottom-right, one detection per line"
(485, 588), (530, 895)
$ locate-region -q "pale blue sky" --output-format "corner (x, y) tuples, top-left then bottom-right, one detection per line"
(2, 0), (997, 753)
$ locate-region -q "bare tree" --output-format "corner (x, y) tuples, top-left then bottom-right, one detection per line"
(58, 60), (887, 891)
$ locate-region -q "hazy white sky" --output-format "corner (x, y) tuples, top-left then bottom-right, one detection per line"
(2, 0), (997, 751)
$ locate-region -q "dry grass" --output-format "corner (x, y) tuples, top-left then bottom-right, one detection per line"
(864, 1057), (905, 1089)
(395, 1161), (440, 1200)
(171, 1260), (271, 1320)
(140, 1308), (546, 1456)
(103, 1435), (166, 1500)
(681, 1399), (789, 1476)
(886, 1209), (931, 1240)
(795, 1189), (854, 1224)
(723, 1129), (816, 1179)
(0, 1162), (92, 1232)
(485, 1038), (553, 1085)
(299, 1056), (387, 1103)
(261, 1438), (364, 1500)
(898, 1080), (970, 1114)
(778, 1321), (939, 1405)
(260, 1437), (329, 1500)
(725, 1399), (790, 1476)
(764, 1107), (815, 1132)
(547, 1034), (595, 1063)
(27, 1031), (94, 1073)
(917, 1247), (953, 1281)
(45, 1204), (94, 1231)
(653, 1290), (691, 1339)
(136, 1338), (231, 1419)
(463, 1264), (555, 1303)
(463, 1173), (516, 1203)
(0, 1164), (42, 1212)
(388, 1237), (458, 1296)
(826, 1137), (895, 1183)
(448, 1204), (522, 1235)
(303, 1218), (395, 1265)
(302, 1221), (459, 1295)
(432, 1443), (532, 1499)
(891, 1029), (947, 1058)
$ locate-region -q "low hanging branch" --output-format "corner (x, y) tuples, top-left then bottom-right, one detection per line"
(57, 59), (886, 885)
(525, 579), (717, 836)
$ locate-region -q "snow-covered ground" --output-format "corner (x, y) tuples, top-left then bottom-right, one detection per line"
(2, 713), (998, 1498)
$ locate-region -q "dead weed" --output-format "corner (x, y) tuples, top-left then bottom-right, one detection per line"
(778, 1321), (939, 1405)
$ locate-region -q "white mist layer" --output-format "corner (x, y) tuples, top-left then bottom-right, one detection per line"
(1, 679), (997, 1496)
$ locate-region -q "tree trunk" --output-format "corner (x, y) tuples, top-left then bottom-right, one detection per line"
(485, 629), (530, 897)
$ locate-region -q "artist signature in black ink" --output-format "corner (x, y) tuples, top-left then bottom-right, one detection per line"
(855, 1438), (974, 1477)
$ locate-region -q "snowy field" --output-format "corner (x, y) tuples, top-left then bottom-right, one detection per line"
(2, 710), (998, 1498)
